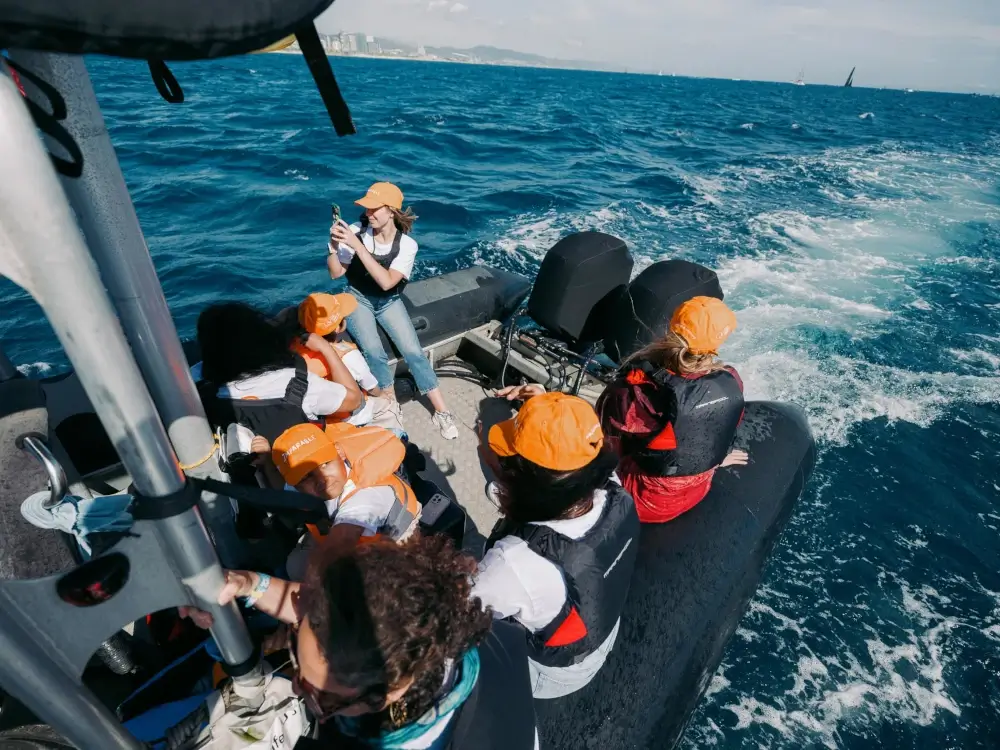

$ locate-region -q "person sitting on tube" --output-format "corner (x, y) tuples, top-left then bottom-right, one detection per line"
(596, 296), (749, 524)
(289, 292), (405, 438)
(195, 302), (364, 444)
(326, 182), (459, 441)
(473, 390), (640, 699)
(181, 536), (538, 750)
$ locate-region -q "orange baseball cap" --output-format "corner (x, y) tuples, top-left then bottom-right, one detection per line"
(355, 182), (403, 211)
(298, 292), (358, 336)
(488, 392), (604, 472)
(669, 296), (737, 355)
(272, 424), (342, 487)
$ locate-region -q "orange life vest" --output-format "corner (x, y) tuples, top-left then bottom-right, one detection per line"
(289, 340), (367, 423)
(306, 422), (419, 543)
(290, 339), (358, 382)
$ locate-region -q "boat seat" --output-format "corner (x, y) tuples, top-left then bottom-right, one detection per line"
(0, 378), (77, 581)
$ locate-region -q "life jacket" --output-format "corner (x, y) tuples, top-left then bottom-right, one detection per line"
(291, 339), (359, 382)
(345, 225), (407, 299)
(316, 422), (419, 542)
(202, 356), (314, 446)
(484, 482), (640, 669)
(598, 360), (745, 477)
(303, 621), (537, 750)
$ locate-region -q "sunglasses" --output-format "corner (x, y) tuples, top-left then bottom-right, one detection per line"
(287, 627), (364, 723)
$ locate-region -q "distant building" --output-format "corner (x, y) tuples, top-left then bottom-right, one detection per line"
(417, 45), (426, 56)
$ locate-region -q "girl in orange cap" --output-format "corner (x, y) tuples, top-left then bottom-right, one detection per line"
(474, 390), (639, 699)
(597, 296), (749, 524)
(326, 182), (459, 440)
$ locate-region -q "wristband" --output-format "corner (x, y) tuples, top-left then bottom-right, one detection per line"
(244, 573), (271, 609)
(328, 241), (337, 255)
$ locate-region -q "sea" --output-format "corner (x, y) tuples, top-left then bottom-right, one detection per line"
(2, 55), (999, 748)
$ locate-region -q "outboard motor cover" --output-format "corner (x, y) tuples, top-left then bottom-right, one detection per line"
(604, 259), (723, 362)
(527, 232), (633, 342)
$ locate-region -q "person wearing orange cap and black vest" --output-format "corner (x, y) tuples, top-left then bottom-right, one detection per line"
(291, 292), (406, 439)
(254, 423), (421, 559)
(597, 296), (749, 524)
(473, 390), (640, 699)
(327, 182), (459, 441)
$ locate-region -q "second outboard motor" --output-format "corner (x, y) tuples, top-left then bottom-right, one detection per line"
(604, 259), (723, 362)
(527, 232), (633, 342)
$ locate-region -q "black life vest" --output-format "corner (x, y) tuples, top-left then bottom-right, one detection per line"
(345, 226), (407, 300)
(203, 356), (315, 446)
(484, 482), (640, 669)
(602, 361), (744, 477)
(302, 621), (537, 750)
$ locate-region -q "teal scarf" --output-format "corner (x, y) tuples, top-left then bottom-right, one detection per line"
(335, 647), (480, 749)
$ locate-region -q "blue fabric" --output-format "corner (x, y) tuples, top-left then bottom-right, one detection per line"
(334, 648), (480, 749)
(124, 692), (211, 744)
(346, 287), (439, 395)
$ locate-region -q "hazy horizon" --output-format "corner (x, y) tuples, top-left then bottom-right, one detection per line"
(316, 0), (1000, 94)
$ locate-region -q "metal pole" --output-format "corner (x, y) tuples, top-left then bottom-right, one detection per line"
(0, 604), (143, 750)
(0, 64), (254, 667)
(6, 51), (243, 567)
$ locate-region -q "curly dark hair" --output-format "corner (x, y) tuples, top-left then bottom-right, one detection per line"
(196, 302), (297, 384)
(496, 444), (620, 524)
(300, 535), (491, 734)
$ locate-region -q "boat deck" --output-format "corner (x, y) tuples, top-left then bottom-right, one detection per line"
(396, 362), (512, 555)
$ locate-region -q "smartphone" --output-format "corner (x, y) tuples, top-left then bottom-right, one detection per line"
(331, 203), (341, 223)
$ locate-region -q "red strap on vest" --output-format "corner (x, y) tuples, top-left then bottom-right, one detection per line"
(543, 606), (588, 648)
(647, 422), (677, 450)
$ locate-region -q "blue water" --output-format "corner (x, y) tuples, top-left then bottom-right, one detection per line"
(3, 56), (1000, 748)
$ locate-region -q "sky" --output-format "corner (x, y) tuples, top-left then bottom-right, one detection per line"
(316, 0), (1000, 92)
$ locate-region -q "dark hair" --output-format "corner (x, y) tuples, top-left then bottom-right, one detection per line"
(196, 302), (297, 384)
(300, 535), (491, 734)
(496, 445), (620, 524)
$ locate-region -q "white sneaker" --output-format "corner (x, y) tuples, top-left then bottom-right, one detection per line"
(485, 481), (502, 508)
(432, 410), (459, 440)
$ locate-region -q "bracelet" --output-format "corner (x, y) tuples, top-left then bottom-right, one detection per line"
(244, 573), (271, 609)
(328, 241), (337, 255)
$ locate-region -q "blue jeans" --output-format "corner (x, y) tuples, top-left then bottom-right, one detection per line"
(346, 289), (439, 395)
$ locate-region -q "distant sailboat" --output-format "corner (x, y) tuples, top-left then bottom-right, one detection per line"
(793, 69), (805, 86)
(844, 66), (856, 87)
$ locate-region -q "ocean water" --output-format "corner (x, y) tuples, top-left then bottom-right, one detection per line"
(2, 56), (1000, 747)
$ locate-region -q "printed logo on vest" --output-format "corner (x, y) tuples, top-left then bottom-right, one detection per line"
(695, 396), (729, 409)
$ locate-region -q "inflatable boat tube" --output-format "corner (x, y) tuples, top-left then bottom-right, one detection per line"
(535, 401), (816, 749)
(369, 265), (530, 354)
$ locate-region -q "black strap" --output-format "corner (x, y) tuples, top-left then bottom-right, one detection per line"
(5, 59), (84, 178)
(294, 23), (356, 137)
(285, 356), (310, 407)
(131, 481), (200, 520)
(147, 60), (184, 103)
(194, 477), (327, 523)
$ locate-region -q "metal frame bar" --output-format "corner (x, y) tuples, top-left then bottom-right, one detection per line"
(6, 51), (244, 567)
(0, 59), (256, 747)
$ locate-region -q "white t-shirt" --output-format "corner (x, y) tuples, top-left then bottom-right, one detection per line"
(336, 223), (419, 280)
(341, 348), (379, 392)
(472, 481), (619, 631)
(283, 480), (405, 538)
(217, 368), (347, 421)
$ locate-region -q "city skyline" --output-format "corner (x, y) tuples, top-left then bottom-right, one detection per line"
(313, 0), (1000, 93)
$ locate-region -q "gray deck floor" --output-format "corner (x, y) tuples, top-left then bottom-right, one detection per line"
(396, 363), (516, 556)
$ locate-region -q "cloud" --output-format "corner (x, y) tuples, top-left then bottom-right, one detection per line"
(426, 0), (448, 8)
(449, 2), (468, 12)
